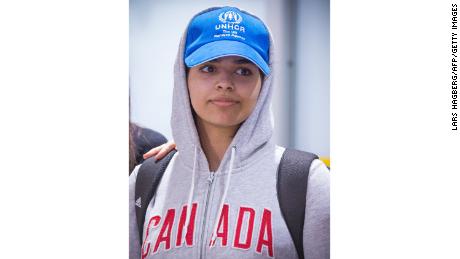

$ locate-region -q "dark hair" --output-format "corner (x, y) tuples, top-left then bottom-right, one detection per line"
(129, 122), (137, 174)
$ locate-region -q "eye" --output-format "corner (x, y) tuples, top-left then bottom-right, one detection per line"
(199, 65), (215, 73)
(235, 67), (253, 76)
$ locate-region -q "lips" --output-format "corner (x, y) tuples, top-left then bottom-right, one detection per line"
(210, 97), (239, 107)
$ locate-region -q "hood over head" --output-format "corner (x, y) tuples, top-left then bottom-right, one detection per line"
(171, 6), (276, 173)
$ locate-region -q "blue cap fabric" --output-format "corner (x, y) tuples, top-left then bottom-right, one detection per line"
(184, 7), (270, 75)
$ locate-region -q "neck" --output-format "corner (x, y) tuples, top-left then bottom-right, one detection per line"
(196, 120), (238, 172)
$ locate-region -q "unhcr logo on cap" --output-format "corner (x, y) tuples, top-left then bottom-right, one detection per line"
(218, 11), (242, 24)
(215, 10), (245, 33)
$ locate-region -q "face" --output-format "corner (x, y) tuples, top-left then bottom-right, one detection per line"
(187, 56), (263, 131)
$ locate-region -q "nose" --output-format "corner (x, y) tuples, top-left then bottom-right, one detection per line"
(215, 73), (234, 91)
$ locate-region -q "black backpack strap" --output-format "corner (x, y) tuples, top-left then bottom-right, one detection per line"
(277, 148), (318, 259)
(135, 149), (177, 241)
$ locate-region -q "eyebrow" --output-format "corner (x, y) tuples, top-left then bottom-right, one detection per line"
(208, 57), (252, 64)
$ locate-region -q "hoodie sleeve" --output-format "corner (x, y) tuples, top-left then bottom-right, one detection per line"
(129, 166), (141, 259)
(303, 159), (330, 259)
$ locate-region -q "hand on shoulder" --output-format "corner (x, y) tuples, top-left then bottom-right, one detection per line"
(143, 140), (176, 161)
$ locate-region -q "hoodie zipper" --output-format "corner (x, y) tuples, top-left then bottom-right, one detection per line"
(199, 171), (215, 259)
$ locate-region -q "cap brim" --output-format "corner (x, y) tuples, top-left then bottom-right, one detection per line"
(184, 40), (270, 75)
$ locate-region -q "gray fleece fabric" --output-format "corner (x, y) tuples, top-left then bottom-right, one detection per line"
(129, 7), (330, 259)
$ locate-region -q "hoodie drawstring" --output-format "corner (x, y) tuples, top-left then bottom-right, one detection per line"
(183, 146), (197, 241)
(210, 146), (236, 245)
(183, 146), (236, 246)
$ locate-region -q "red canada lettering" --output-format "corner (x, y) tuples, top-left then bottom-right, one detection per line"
(141, 216), (161, 259)
(176, 203), (198, 247)
(153, 209), (175, 253)
(142, 204), (275, 257)
(256, 209), (274, 257)
(210, 204), (229, 247)
(233, 206), (255, 249)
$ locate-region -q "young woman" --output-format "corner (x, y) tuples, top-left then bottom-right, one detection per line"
(130, 6), (329, 259)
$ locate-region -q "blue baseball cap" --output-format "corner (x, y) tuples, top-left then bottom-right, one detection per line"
(184, 7), (270, 75)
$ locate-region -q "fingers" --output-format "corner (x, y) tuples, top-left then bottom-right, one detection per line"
(143, 145), (162, 160)
(143, 141), (176, 161)
(154, 141), (176, 160)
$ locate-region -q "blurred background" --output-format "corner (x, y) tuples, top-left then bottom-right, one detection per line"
(129, 0), (330, 159)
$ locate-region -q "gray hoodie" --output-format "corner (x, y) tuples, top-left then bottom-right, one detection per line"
(129, 7), (330, 259)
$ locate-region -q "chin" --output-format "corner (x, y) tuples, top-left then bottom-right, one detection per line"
(194, 110), (247, 129)
(210, 120), (241, 128)
(205, 116), (245, 129)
